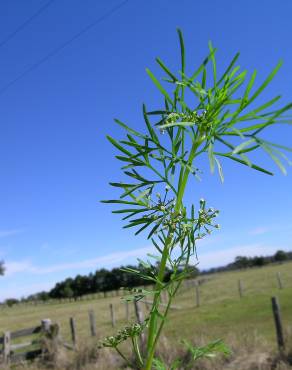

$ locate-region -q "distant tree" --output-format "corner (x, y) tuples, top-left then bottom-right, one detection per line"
(61, 284), (74, 298)
(274, 250), (288, 262)
(234, 256), (250, 269)
(36, 291), (50, 301)
(5, 298), (18, 307)
(49, 282), (63, 299)
(253, 256), (266, 267)
(93, 269), (107, 292)
(0, 260), (5, 275)
(71, 275), (84, 297)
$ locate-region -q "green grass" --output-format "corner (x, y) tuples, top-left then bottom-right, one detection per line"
(1, 261), (292, 352)
(169, 261), (292, 346)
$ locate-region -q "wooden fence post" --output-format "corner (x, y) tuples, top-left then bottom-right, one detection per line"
(69, 317), (77, 347)
(110, 304), (115, 328)
(271, 296), (285, 352)
(134, 300), (145, 347)
(125, 301), (129, 322)
(134, 300), (144, 325)
(238, 279), (243, 298)
(88, 310), (97, 337)
(41, 319), (52, 333)
(195, 283), (200, 307)
(3, 331), (11, 365)
(144, 298), (150, 311)
(41, 319), (55, 358)
(277, 272), (283, 289)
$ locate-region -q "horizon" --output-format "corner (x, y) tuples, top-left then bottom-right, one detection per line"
(1, 242), (291, 301)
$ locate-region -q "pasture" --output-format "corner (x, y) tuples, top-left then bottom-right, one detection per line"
(1, 260), (292, 353)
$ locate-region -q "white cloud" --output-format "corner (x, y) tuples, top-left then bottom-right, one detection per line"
(40, 242), (79, 258)
(0, 281), (56, 301)
(0, 228), (24, 238)
(31, 246), (154, 274)
(5, 260), (33, 276)
(4, 246), (154, 276)
(196, 233), (223, 247)
(248, 226), (270, 235)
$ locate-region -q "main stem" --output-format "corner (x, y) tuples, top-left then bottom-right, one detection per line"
(144, 232), (172, 364)
(144, 139), (201, 370)
(146, 251), (191, 367)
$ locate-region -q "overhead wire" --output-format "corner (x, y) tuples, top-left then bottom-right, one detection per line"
(0, 0), (129, 96)
(0, 0), (56, 49)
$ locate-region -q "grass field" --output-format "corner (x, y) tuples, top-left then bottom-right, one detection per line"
(1, 261), (292, 368)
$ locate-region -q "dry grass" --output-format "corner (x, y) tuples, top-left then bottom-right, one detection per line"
(153, 330), (292, 369)
(8, 330), (292, 369)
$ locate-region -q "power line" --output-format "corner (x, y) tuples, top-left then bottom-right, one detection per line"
(0, 0), (129, 96)
(0, 0), (56, 49)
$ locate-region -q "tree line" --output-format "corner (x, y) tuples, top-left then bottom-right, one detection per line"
(21, 264), (197, 303)
(201, 249), (291, 274)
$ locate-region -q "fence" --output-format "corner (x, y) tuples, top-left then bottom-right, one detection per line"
(0, 319), (54, 365)
(0, 300), (145, 365)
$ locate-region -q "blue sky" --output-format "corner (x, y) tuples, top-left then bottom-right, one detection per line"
(0, 0), (291, 300)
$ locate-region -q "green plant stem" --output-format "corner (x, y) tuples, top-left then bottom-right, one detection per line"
(132, 336), (143, 367)
(175, 138), (204, 213)
(146, 252), (191, 367)
(144, 140), (201, 370)
(145, 232), (173, 365)
(148, 283), (180, 360)
(115, 347), (132, 368)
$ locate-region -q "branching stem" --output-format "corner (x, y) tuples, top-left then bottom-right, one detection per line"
(144, 139), (200, 370)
